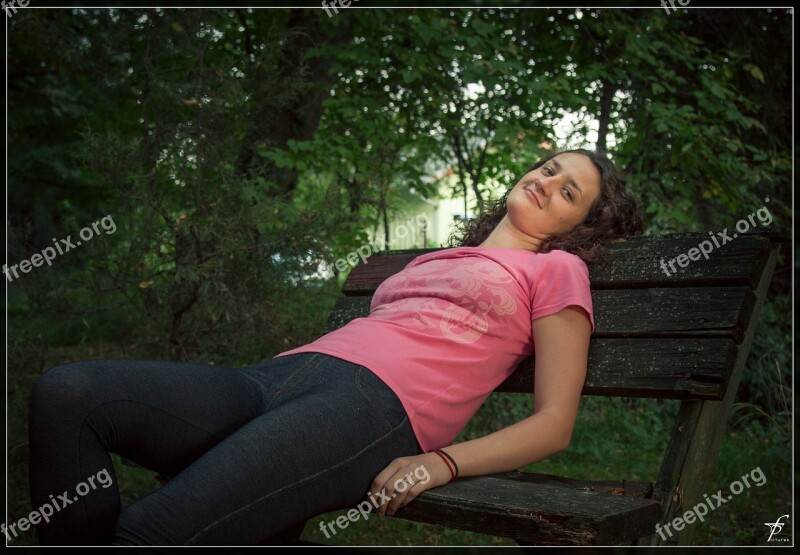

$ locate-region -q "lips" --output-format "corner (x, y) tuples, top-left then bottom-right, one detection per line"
(525, 186), (542, 209)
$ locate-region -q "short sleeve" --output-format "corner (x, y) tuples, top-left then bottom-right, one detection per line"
(530, 250), (595, 332)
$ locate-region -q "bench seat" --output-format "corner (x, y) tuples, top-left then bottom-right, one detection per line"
(394, 471), (661, 545)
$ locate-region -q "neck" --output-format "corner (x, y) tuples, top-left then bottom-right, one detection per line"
(478, 216), (544, 252)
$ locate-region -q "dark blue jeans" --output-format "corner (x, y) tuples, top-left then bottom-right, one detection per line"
(27, 352), (421, 545)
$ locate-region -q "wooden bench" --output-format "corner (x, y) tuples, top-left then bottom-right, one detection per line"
(121, 229), (785, 545)
(308, 229), (786, 546)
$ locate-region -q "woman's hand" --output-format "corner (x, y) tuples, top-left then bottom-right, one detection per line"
(369, 452), (453, 517)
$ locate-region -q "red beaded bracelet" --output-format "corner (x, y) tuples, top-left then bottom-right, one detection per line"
(433, 450), (455, 481)
(437, 448), (459, 479)
(432, 450), (456, 482)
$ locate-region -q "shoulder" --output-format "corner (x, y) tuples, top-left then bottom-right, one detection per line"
(536, 249), (589, 274)
(529, 249), (592, 298)
(530, 249), (595, 331)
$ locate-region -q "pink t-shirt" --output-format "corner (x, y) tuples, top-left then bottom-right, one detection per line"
(273, 246), (595, 452)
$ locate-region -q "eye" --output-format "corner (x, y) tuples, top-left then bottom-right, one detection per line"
(542, 166), (553, 176)
(562, 186), (573, 201)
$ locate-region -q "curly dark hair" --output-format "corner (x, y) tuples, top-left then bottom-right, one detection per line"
(446, 148), (644, 264)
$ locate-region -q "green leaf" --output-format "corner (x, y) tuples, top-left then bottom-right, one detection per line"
(744, 63), (765, 83)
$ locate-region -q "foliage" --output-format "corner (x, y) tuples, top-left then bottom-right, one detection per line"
(733, 293), (792, 437)
(6, 6), (791, 547)
(8, 7), (791, 362)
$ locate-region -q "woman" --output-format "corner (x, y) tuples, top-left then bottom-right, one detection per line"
(27, 148), (643, 545)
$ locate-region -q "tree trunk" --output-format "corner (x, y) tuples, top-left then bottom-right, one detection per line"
(597, 77), (615, 152)
(235, 11), (354, 197)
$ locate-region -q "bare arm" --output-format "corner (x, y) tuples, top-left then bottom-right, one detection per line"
(372, 305), (591, 516)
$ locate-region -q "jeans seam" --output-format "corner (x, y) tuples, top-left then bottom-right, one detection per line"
(232, 368), (273, 414)
(264, 353), (324, 411)
(184, 415), (414, 545)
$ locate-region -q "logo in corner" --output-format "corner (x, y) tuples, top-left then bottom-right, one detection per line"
(765, 514), (790, 542)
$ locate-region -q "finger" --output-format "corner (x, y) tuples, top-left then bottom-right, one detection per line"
(372, 475), (402, 517)
(369, 472), (398, 516)
(396, 480), (425, 511)
(374, 473), (403, 517)
(385, 474), (416, 516)
(369, 458), (403, 499)
(368, 485), (393, 517)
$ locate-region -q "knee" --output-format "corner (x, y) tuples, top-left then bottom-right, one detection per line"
(29, 361), (107, 417)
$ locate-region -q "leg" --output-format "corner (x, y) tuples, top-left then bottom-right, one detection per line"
(113, 354), (421, 545)
(27, 353), (323, 545)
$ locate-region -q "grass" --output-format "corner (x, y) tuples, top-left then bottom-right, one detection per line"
(8, 308), (792, 546)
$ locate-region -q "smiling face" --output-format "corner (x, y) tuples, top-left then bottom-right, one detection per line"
(501, 152), (602, 250)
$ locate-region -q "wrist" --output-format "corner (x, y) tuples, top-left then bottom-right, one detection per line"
(437, 448), (460, 479)
(430, 448), (459, 482)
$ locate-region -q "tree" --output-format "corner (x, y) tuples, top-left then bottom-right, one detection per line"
(8, 7), (790, 361)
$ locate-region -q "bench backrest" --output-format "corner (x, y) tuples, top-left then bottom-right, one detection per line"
(324, 231), (782, 402)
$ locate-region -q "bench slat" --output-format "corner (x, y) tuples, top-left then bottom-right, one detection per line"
(394, 472), (662, 545)
(341, 233), (772, 294)
(498, 338), (738, 399)
(321, 289), (742, 399)
(498, 471), (653, 497)
(318, 292), (737, 397)
(324, 286), (754, 341)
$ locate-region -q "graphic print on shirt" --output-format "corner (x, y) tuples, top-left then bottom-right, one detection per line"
(370, 257), (518, 344)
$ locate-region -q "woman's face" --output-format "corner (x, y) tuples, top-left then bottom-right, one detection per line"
(506, 152), (602, 242)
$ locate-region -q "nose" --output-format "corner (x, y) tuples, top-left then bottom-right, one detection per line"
(535, 177), (554, 197)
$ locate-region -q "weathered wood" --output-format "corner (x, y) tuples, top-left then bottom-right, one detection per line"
(498, 338), (738, 400)
(585, 233), (772, 290)
(322, 300), (739, 398)
(393, 474), (662, 545)
(636, 243), (781, 546)
(495, 470), (653, 498)
(591, 287), (755, 342)
(325, 287), (755, 341)
(341, 233), (775, 295)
